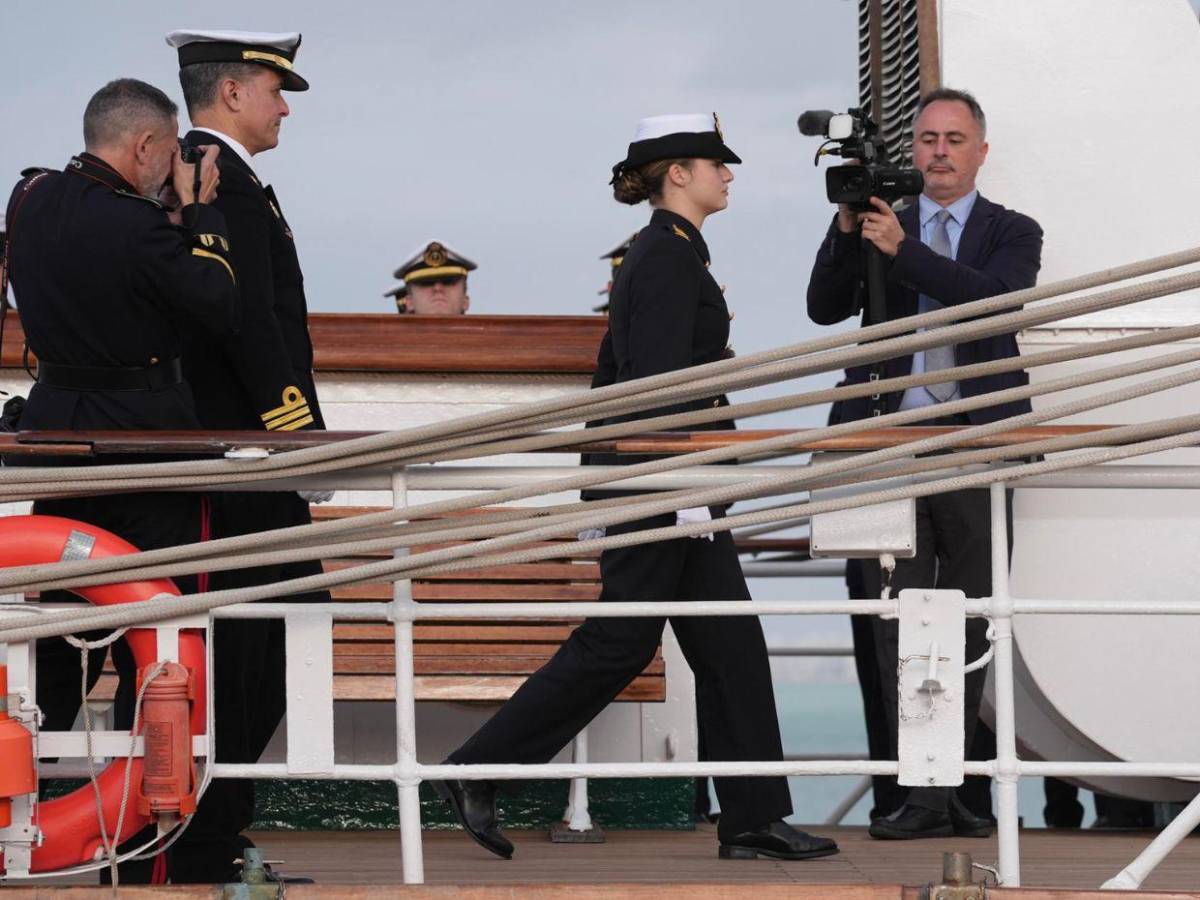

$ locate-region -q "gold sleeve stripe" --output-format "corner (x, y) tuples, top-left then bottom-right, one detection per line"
(192, 247), (236, 283)
(264, 405), (313, 431)
(273, 414), (314, 432)
(197, 234), (230, 252)
(261, 387), (308, 423)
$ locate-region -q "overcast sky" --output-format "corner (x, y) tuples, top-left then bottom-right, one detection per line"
(0, 0), (862, 431)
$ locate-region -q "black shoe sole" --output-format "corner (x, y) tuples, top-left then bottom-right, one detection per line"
(718, 844), (839, 860)
(868, 823), (954, 840)
(432, 780), (514, 860)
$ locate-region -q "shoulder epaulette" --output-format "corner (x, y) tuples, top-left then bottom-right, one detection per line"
(670, 224), (691, 241)
(20, 166), (53, 178)
(113, 188), (163, 209)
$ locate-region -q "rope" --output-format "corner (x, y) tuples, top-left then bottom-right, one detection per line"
(7, 419), (1200, 645)
(7, 334), (1200, 596)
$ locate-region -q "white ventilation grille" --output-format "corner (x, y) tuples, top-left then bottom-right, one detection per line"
(858, 0), (923, 166)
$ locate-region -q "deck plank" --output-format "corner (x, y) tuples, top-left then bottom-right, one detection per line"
(234, 825), (1200, 893)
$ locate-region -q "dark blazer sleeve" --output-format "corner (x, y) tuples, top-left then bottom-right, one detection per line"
(806, 215), (865, 325)
(214, 176), (319, 432)
(888, 210), (1044, 305)
(131, 203), (239, 338)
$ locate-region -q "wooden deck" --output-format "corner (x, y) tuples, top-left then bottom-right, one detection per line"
(17, 825), (1199, 896)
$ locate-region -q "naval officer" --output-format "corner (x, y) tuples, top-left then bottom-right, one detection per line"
(165, 28), (327, 883)
(435, 114), (838, 863)
(5, 76), (236, 882)
(385, 240), (476, 314)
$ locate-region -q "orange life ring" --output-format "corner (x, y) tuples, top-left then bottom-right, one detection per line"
(0, 515), (206, 873)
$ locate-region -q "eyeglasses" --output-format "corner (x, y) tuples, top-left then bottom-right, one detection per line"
(414, 276), (464, 288)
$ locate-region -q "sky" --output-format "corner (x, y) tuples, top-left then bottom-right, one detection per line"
(0, 0), (867, 668)
(0, 2), (861, 432)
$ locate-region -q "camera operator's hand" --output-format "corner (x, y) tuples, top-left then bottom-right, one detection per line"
(835, 204), (858, 234)
(172, 144), (221, 207)
(858, 196), (906, 257)
(157, 182), (184, 226)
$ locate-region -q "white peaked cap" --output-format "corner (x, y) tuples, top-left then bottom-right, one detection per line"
(633, 113), (717, 142)
(165, 30), (300, 50)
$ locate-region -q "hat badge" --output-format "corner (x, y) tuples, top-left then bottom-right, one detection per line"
(423, 242), (447, 267)
(712, 112), (724, 141)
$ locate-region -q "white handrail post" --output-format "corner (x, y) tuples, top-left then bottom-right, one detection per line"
(565, 727), (593, 831)
(391, 467), (424, 884)
(990, 480), (1020, 886)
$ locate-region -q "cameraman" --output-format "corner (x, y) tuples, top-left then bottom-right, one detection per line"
(806, 88), (1043, 840)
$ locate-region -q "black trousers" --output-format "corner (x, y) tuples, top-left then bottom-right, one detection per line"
(851, 484), (1013, 813)
(169, 491), (329, 884)
(449, 512), (793, 841)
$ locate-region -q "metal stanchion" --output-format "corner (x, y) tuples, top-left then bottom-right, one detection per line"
(391, 467), (424, 884)
(990, 481), (1020, 886)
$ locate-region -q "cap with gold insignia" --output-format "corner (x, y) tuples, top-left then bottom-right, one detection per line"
(610, 113), (741, 184)
(383, 241), (477, 313)
(166, 29), (310, 91)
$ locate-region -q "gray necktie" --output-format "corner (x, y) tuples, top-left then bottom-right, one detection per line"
(923, 209), (957, 401)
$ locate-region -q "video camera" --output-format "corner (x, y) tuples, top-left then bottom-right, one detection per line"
(797, 108), (922, 209)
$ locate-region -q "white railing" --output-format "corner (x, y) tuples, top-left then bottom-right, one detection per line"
(6, 461), (1200, 888)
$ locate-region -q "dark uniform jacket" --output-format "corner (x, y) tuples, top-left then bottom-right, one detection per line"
(586, 208), (735, 494)
(6, 153), (238, 439)
(181, 130), (323, 433)
(806, 193), (1043, 426)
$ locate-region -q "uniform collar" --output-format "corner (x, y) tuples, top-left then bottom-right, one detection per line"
(67, 152), (142, 196)
(191, 127), (258, 175)
(650, 207), (710, 264)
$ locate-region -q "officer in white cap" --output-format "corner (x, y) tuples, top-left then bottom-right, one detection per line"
(164, 28), (322, 886)
(435, 113), (839, 865)
(384, 240), (476, 314)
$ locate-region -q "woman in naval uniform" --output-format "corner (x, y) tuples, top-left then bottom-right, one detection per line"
(436, 115), (837, 863)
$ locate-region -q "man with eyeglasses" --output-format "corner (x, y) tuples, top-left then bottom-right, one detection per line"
(385, 240), (475, 314)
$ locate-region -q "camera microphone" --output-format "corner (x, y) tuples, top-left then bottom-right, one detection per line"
(797, 110), (835, 137)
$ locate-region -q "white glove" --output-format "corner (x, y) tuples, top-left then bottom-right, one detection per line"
(298, 489), (335, 504)
(577, 527), (607, 541)
(675, 506), (714, 540)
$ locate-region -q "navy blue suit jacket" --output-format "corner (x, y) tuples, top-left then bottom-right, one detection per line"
(806, 194), (1043, 425)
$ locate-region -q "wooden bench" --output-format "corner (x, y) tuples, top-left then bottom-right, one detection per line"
(314, 506), (665, 703)
(88, 506), (811, 707)
(85, 505), (664, 705)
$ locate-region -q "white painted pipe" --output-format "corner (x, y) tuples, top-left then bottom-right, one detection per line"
(1102, 789), (1200, 890)
(990, 481), (1021, 887)
(391, 469), (424, 885)
(565, 728), (593, 832)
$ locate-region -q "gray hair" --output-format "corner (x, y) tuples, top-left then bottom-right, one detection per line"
(179, 61), (264, 117)
(913, 87), (987, 139)
(82, 78), (177, 149)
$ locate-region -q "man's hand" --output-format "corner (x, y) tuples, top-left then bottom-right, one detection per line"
(172, 144), (221, 207)
(835, 203), (858, 234)
(158, 182), (184, 226)
(858, 196), (905, 257)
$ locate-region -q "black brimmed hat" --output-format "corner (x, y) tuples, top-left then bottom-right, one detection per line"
(384, 241), (476, 313)
(166, 29), (310, 91)
(610, 113), (741, 184)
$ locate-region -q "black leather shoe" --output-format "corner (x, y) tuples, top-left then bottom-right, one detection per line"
(432, 778), (513, 859)
(869, 803), (954, 839)
(718, 821), (839, 860)
(949, 795), (995, 838)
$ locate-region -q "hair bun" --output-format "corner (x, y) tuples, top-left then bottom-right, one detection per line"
(613, 169), (651, 205)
